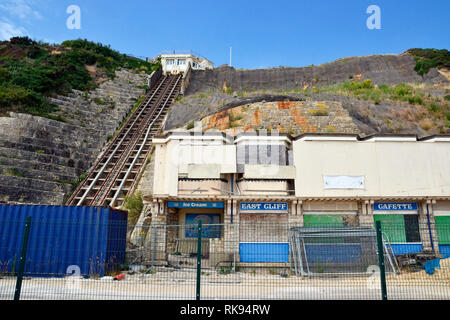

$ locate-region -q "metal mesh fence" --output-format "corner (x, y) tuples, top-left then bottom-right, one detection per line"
(0, 218), (449, 300)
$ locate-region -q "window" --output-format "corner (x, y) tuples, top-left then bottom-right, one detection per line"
(178, 59), (186, 66)
(185, 214), (221, 238)
(166, 59), (174, 65)
(373, 215), (420, 243)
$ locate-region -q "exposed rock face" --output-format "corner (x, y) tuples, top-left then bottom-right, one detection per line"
(188, 54), (447, 93)
(0, 69), (147, 205)
(200, 101), (359, 136)
(164, 53), (449, 135)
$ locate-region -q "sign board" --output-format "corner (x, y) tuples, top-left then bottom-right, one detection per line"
(168, 201), (224, 209)
(185, 214), (221, 238)
(324, 176), (365, 189)
(240, 203), (289, 213)
(373, 203), (418, 211)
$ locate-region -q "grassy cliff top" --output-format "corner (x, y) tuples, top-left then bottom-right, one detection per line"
(0, 37), (160, 119)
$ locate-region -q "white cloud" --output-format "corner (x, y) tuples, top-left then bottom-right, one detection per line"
(0, 19), (27, 40)
(0, 0), (42, 21)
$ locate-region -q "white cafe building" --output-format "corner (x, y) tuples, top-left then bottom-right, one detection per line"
(142, 131), (450, 266)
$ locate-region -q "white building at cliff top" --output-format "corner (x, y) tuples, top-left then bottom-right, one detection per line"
(160, 51), (214, 75)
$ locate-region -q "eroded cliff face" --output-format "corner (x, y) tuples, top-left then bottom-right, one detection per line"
(164, 53), (449, 136)
(188, 54), (447, 93)
(199, 101), (359, 136)
(0, 69), (147, 205)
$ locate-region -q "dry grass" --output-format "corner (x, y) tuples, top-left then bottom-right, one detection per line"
(420, 118), (434, 131)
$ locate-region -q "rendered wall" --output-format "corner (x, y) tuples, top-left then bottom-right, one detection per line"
(293, 139), (450, 198)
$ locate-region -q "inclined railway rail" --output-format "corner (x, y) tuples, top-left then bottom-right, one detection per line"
(67, 74), (182, 208)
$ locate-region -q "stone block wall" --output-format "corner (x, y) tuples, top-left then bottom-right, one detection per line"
(0, 69), (147, 205)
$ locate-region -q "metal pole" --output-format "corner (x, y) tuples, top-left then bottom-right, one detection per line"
(426, 203), (436, 254)
(14, 216), (32, 301)
(196, 220), (202, 300)
(233, 223), (237, 272)
(375, 221), (388, 301)
(151, 226), (156, 269)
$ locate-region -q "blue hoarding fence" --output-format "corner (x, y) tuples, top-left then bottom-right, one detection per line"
(13, 216), (31, 301)
(0, 205), (127, 278)
(239, 243), (290, 263)
(0, 217), (449, 300)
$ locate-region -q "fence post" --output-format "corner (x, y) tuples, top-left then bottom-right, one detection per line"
(375, 221), (388, 301)
(14, 216), (32, 301)
(151, 226), (156, 269)
(196, 220), (202, 301)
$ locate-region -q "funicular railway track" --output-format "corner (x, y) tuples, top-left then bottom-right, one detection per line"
(67, 73), (182, 208)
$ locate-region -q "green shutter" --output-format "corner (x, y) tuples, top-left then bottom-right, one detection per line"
(304, 215), (344, 227)
(373, 215), (406, 243)
(304, 215), (344, 244)
(435, 216), (450, 245)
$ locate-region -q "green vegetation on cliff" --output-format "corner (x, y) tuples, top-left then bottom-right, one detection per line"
(407, 48), (450, 76)
(0, 37), (160, 119)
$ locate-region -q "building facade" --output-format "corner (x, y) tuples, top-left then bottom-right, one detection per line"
(160, 52), (214, 75)
(144, 132), (450, 267)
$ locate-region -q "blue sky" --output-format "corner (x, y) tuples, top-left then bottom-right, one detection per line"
(0, 0), (449, 69)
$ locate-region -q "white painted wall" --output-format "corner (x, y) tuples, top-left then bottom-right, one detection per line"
(152, 136), (236, 196)
(293, 139), (450, 198)
(161, 54), (213, 74)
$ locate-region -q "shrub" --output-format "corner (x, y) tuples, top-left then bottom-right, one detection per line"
(0, 68), (11, 84)
(428, 102), (441, 112)
(122, 192), (144, 224)
(393, 83), (412, 97)
(361, 79), (374, 89)
(308, 103), (329, 116)
(0, 38), (160, 121)
(408, 96), (424, 105)
(420, 118), (434, 131)
(3, 168), (24, 178)
(186, 121), (195, 130)
(326, 125), (337, 133)
(378, 84), (391, 94)
(10, 36), (35, 46)
(93, 97), (107, 105)
(229, 113), (242, 123)
(408, 48), (450, 76)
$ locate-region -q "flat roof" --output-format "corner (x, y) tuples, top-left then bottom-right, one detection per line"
(155, 131), (450, 143)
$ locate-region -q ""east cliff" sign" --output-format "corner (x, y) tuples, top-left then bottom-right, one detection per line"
(240, 203), (288, 212)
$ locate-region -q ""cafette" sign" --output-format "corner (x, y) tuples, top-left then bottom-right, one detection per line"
(373, 203), (418, 211)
